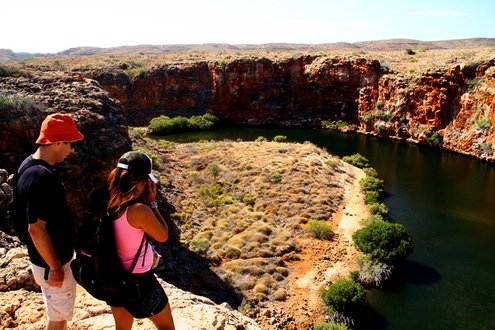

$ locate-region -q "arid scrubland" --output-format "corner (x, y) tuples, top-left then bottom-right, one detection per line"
(134, 135), (367, 328)
(8, 46), (495, 77)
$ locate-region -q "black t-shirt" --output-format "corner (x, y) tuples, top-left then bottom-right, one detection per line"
(16, 155), (75, 267)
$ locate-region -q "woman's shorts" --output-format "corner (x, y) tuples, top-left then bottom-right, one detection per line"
(109, 271), (168, 319)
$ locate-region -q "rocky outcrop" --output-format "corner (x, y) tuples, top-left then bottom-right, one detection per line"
(92, 62), (212, 125)
(0, 70), (131, 223)
(88, 55), (495, 161)
(0, 231), (262, 330)
(91, 56), (382, 127)
(358, 59), (495, 160)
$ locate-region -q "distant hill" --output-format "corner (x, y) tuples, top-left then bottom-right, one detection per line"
(1, 38), (494, 62)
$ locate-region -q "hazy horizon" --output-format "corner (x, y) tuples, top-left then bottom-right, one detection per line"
(2, 0), (494, 53)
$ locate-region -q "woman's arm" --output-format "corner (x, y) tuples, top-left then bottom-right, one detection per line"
(127, 204), (169, 242)
(127, 180), (169, 242)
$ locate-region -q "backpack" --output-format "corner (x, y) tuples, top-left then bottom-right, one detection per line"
(70, 206), (148, 303)
(8, 159), (49, 243)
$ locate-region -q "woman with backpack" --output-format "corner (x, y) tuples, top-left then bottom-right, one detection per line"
(106, 150), (175, 330)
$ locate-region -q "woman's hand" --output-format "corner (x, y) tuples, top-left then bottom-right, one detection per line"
(143, 179), (157, 204)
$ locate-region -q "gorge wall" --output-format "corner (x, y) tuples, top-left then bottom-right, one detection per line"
(91, 56), (382, 127)
(90, 55), (495, 161)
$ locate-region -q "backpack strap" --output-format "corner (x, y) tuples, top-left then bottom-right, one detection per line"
(12, 158), (50, 192)
(9, 158), (51, 242)
(128, 233), (147, 273)
(108, 197), (148, 274)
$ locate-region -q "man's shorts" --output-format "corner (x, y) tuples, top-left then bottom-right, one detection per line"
(32, 261), (77, 321)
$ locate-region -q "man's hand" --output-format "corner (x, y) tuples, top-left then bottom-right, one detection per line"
(47, 267), (65, 287)
(29, 219), (64, 287)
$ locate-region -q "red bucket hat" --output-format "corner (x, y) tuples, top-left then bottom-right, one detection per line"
(35, 113), (84, 144)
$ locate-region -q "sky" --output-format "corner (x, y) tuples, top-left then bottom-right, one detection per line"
(2, 0), (494, 54)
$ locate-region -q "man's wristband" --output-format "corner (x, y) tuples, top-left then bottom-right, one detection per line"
(149, 201), (158, 209)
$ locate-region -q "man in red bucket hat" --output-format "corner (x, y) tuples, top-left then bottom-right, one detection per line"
(11, 113), (84, 329)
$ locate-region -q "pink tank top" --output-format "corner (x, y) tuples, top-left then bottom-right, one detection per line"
(113, 208), (153, 273)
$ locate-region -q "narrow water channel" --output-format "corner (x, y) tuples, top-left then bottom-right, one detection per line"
(161, 127), (495, 330)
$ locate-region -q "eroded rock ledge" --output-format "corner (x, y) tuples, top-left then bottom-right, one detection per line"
(0, 232), (261, 330)
(86, 55), (495, 161)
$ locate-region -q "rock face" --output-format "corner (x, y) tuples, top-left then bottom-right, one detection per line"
(0, 69), (131, 223)
(358, 59), (495, 160)
(0, 232), (262, 330)
(89, 55), (495, 161)
(91, 56), (382, 127)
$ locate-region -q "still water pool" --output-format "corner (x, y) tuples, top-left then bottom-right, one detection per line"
(161, 127), (495, 330)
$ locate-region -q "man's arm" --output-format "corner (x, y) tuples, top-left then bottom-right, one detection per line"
(28, 219), (64, 287)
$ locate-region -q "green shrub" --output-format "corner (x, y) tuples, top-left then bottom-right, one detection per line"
(191, 237), (210, 253)
(0, 95), (15, 108)
(364, 191), (380, 205)
(376, 111), (392, 121)
(405, 49), (416, 55)
(255, 136), (268, 142)
(322, 120), (348, 130)
(0, 93), (45, 114)
(0, 66), (22, 77)
(189, 115), (216, 130)
(342, 153), (369, 169)
(148, 114), (219, 135)
(199, 184), (222, 202)
(359, 176), (384, 192)
(321, 278), (366, 324)
(375, 100), (384, 109)
(367, 202), (389, 217)
(362, 214), (385, 225)
(326, 159), (339, 169)
(242, 193), (257, 206)
(207, 163), (220, 178)
(363, 167), (378, 177)
(474, 118), (491, 130)
(128, 127), (144, 139)
(273, 135), (287, 142)
(426, 131), (443, 146)
(362, 113), (374, 124)
(306, 220), (334, 240)
(353, 221), (413, 264)
(313, 322), (349, 330)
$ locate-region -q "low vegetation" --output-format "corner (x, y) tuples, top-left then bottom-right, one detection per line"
(135, 137), (350, 309)
(0, 66), (22, 77)
(148, 113), (219, 135)
(321, 120), (350, 131)
(320, 278), (367, 326)
(342, 153), (413, 291)
(0, 93), (47, 116)
(342, 153), (370, 169)
(305, 219), (334, 240)
(353, 221), (413, 264)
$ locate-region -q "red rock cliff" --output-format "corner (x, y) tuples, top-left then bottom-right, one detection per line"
(92, 56), (382, 126)
(358, 59), (495, 160)
(89, 55), (495, 161)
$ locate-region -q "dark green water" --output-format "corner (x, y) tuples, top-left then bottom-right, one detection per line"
(161, 127), (495, 330)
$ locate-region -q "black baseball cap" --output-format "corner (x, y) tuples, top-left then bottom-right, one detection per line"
(117, 151), (158, 183)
